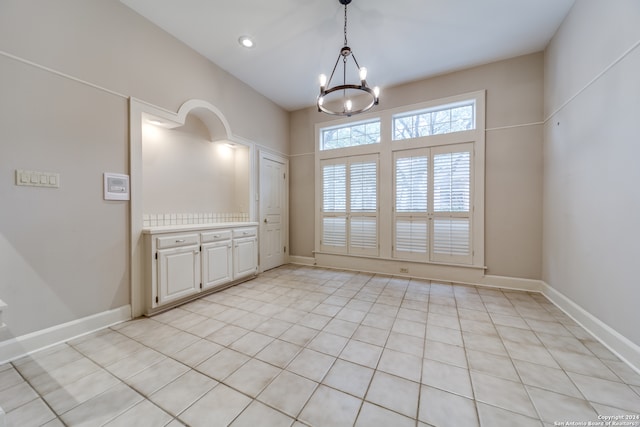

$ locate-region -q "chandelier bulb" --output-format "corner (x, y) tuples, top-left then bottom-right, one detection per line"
(345, 99), (353, 112)
(374, 86), (380, 98)
(318, 97), (324, 107)
(319, 74), (327, 89)
(359, 67), (367, 82)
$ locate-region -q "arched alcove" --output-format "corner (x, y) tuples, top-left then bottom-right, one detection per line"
(176, 99), (232, 142)
(129, 98), (256, 317)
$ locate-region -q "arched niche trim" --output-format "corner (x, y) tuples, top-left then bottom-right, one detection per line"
(176, 99), (232, 142)
(140, 99), (233, 142)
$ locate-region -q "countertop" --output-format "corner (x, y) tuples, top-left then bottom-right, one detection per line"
(142, 222), (259, 235)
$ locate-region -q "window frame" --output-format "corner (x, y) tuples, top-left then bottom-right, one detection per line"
(315, 90), (485, 269)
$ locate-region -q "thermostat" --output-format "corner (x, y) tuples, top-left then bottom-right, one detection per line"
(104, 173), (130, 200)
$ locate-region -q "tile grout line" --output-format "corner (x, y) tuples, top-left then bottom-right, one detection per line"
(8, 355), (68, 427)
(457, 284), (483, 426)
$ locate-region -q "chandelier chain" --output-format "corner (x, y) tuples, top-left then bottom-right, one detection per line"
(344, 3), (348, 46)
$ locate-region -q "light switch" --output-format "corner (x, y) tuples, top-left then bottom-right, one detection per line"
(15, 169), (60, 188)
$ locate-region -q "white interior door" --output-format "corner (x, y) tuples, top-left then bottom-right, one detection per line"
(259, 152), (288, 271)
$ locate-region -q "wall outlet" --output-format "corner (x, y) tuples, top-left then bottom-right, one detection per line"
(400, 267), (409, 274)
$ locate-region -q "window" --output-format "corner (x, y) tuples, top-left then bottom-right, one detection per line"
(393, 144), (472, 264)
(393, 101), (474, 141)
(316, 91), (484, 268)
(321, 119), (381, 151)
(320, 155), (378, 256)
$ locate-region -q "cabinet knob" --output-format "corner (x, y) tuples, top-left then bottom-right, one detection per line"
(264, 218), (268, 223)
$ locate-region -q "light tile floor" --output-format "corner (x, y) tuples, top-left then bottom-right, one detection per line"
(2, 265), (640, 427)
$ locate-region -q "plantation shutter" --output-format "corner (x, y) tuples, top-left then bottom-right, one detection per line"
(321, 161), (348, 252)
(349, 158), (378, 255)
(393, 150), (429, 260)
(320, 155), (378, 256)
(431, 145), (472, 264)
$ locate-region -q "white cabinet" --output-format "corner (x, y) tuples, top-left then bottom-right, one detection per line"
(157, 244), (200, 304)
(201, 230), (233, 290)
(233, 227), (258, 279)
(144, 224), (258, 314)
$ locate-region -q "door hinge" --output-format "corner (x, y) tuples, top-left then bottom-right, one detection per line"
(283, 172), (286, 179)
(284, 246), (287, 253)
(200, 283), (203, 289)
(155, 296), (158, 303)
(155, 252), (158, 260)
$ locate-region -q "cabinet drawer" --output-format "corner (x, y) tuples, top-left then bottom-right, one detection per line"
(157, 233), (199, 249)
(201, 230), (232, 243)
(233, 227), (257, 238)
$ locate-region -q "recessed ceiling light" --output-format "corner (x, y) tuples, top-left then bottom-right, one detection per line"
(238, 36), (255, 49)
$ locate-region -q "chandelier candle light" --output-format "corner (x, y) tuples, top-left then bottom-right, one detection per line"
(317, 0), (380, 116)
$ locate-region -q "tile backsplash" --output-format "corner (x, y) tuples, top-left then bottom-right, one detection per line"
(143, 212), (249, 227)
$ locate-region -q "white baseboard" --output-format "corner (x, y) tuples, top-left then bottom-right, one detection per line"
(479, 275), (544, 292)
(542, 282), (640, 375)
(288, 256), (316, 266)
(0, 305), (131, 364)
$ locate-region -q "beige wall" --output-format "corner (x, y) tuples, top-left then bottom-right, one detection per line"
(0, 55), (130, 338)
(142, 115), (250, 215)
(0, 0), (288, 153)
(290, 53), (544, 280)
(0, 0), (288, 340)
(543, 1), (640, 346)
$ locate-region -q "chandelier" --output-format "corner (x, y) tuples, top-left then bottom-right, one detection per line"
(317, 0), (379, 117)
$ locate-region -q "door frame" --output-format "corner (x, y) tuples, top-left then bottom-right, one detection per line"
(258, 150), (289, 272)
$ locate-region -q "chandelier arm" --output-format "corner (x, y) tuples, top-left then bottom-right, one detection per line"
(324, 54), (343, 91)
(350, 53), (362, 74)
(343, 56), (347, 97)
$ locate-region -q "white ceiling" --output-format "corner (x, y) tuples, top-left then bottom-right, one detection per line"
(120, 0), (575, 112)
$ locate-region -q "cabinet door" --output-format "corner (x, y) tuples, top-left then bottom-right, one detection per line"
(157, 244), (200, 305)
(234, 237), (258, 279)
(202, 241), (233, 290)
